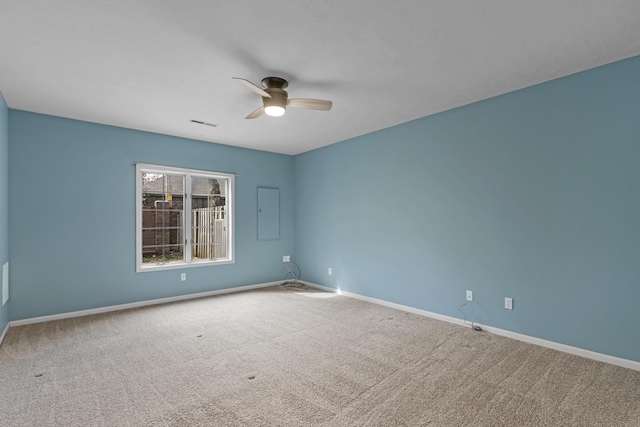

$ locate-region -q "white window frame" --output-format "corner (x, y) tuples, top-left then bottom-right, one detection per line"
(136, 163), (235, 272)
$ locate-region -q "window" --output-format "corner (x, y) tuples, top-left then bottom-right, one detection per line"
(136, 163), (234, 272)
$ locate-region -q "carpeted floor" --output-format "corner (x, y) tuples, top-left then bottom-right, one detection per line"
(1, 284), (639, 426)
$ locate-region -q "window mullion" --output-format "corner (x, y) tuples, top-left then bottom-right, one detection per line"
(185, 174), (192, 262)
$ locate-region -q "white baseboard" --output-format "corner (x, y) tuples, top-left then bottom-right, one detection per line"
(302, 281), (640, 372)
(9, 281), (281, 327)
(0, 321), (8, 346)
(6, 279), (639, 372)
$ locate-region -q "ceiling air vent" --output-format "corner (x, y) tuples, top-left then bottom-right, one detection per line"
(190, 119), (218, 127)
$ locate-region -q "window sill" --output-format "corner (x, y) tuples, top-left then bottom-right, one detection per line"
(136, 258), (235, 273)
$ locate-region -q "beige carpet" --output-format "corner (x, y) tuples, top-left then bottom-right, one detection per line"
(1, 284), (639, 426)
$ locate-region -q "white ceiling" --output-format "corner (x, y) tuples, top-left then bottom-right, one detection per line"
(1, 1), (639, 155)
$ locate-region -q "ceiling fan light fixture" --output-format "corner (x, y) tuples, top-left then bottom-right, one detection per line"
(263, 89), (288, 117)
(265, 105), (285, 117)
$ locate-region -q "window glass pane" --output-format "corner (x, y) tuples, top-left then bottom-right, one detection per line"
(140, 172), (184, 264)
(191, 178), (227, 260)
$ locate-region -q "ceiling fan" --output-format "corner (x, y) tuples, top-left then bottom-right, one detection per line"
(233, 76), (332, 119)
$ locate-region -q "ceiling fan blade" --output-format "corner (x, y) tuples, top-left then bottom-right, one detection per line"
(245, 106), (265, 119)
(288, 98), (332, 111)
(233, 77), (271, 98)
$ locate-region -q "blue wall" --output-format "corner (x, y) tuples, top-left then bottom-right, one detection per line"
(9, 112), (295, 320)
(295, 56), (640, 362)
(4, 56), (640, 363)
(0, 93), (8, 333)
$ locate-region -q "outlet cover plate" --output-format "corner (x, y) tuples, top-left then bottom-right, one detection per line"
(466, 290), (473, 302)
(505, 297), (513, 310)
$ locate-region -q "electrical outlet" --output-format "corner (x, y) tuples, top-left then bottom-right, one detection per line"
(466, 290), (473, 302)
(283, 255), (290, 263)
(181, 273), (186, 282)
(505, 297), (513, 310)
(328, 267), (332, 275)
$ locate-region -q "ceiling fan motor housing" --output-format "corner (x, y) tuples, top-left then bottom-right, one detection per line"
(263, 87), (288, 112)
(261, 76), (288, 89)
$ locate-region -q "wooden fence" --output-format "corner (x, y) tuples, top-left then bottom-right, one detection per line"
(191, 206), (226, 259)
